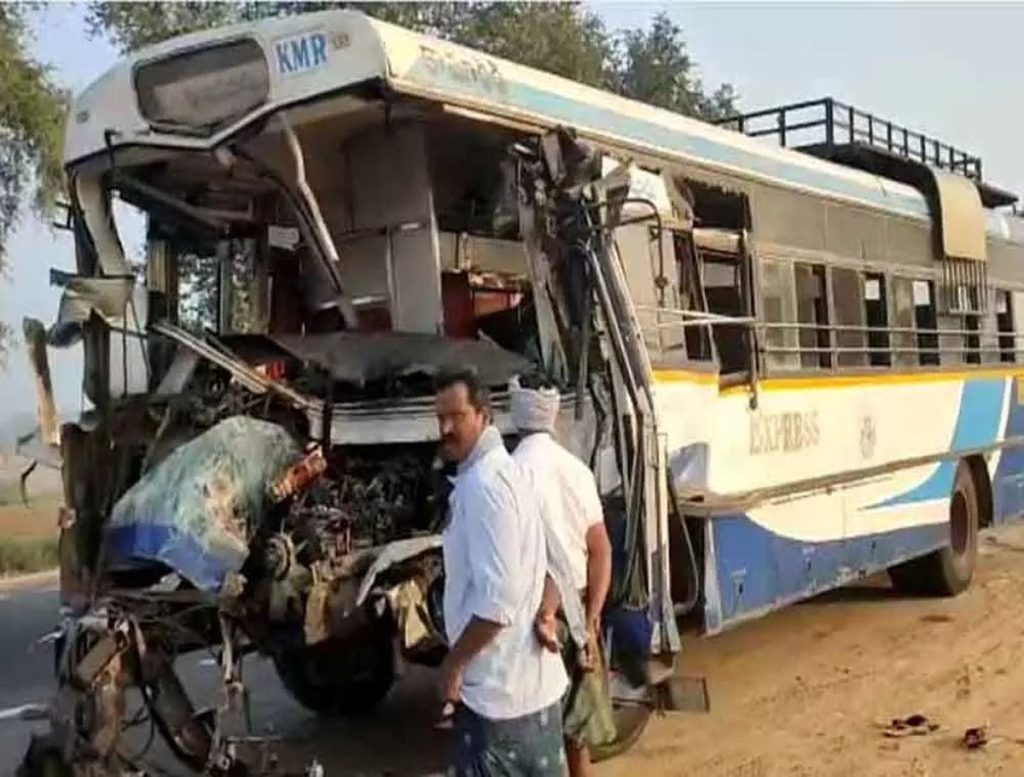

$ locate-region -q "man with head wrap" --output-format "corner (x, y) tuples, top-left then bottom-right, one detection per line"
(510, 375), (616, 777)
(435, 369), (569, 776)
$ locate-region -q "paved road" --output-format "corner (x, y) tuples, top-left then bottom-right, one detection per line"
(0, 575), (62, 770)
(0, 576), (450, 776)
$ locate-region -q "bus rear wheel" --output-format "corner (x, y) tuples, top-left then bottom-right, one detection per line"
(889, 461), (979, 597)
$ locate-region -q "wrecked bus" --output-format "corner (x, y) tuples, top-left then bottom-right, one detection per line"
(18, 8), (1024, 775)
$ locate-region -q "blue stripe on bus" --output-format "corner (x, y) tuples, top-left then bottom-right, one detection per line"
(994, 377), (1024, 521)
(866, 377), (1005, 509)
(704, 513), (948, 633)
(404, 59), (932, 219)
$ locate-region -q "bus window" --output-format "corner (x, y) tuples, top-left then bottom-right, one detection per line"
(702, 254), (746, 374)
(891, 276), (916, 367)
(830, 267), (865, 368)
(174, 239), (220, 334)
(864, 273), (891, 367)
(220, 238), (268, 335)
(760, 259), (798, 371)
(795, 263), (830, 369)
(997, 290), (1016, 363)
(938, 310), (965, 366)
(167, 236), (269, 336)
(963, 314), (981, 365)
(676, 234), (713, 362)
(912, 280), (940, 366)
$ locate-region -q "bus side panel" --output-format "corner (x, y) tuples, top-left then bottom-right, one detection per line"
(993, 376), (1024, 523)
(702, 499), (949, 635)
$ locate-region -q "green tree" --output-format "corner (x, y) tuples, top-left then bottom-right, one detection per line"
(0, 4), (69, 360)
(608, 12), (736, 121)
(85, 2), (735, 119)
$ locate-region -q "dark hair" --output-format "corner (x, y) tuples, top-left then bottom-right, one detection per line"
(434, 367), (490, 413)
(517, 372), (557, 391)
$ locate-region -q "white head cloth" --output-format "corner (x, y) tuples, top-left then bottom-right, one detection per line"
(509, 376), (560, 433)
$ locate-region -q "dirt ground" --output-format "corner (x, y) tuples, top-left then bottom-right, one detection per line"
(0, 500), (60, 540)
(0, 455), (61, 540)
(601, 523), (1024, 777)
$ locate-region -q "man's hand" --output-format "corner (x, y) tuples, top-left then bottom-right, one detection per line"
(578, 621), (601, 673)
(534, 574), (562, 653)
(534, 610), (561, 653)
(439, 653), (464, 704)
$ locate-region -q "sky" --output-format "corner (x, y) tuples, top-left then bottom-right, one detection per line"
(3, 1), (1024, 425)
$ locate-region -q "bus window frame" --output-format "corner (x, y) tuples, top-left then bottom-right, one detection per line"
(131, 35), (271, 138)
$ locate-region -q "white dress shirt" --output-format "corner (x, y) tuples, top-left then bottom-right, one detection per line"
(513, 432), (604, 592)
(442, 426), (568, 720)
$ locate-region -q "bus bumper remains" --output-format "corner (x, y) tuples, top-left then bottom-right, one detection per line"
(17, 608), (327, 777)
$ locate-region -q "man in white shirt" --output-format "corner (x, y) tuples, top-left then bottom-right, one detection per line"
(510, 376), (615, 777)
(435, 369), (569, 776)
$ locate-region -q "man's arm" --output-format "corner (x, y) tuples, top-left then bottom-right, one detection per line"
(539, 573), (562, 616)
(534, 573), (562, 652)
(440, 616), (503, 703)
(584, 522), (612, 629)
(447, 616), (504, 668)
(440, 479), (519, 701)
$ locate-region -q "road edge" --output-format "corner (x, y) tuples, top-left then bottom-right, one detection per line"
(0, 568), (59, 593)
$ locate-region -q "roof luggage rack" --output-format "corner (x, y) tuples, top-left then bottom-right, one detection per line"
(715, 97), (1016, 209)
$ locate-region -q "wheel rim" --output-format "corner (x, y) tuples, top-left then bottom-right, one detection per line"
(950, 490), (970, 556)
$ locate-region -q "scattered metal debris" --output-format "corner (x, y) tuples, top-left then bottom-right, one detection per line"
(962, 726), (989, 749)
(881, 714), (940, 738)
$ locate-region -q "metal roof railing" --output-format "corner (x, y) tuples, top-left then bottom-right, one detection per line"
(715, 97), (983, 181)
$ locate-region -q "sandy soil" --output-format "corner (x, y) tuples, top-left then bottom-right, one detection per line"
(0, 455), (61, 541)
(0, 500), (60, 540)
(601, 523), (1024, 777)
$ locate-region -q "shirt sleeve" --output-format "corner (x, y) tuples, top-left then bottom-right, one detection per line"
(462, 476), (520, 627)
(578, 465), (605, 529)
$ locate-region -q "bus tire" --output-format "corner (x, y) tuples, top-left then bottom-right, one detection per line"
(889, 461), (979, 597)
(273, 625), (395, 717)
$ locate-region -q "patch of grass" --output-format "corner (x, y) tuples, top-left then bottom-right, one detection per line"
(0, 536), (59, 575)
(0, 481), (22, 506)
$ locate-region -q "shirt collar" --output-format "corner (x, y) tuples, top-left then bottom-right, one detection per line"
(457, 425), (504, 475)
(515, 430), (550, 452)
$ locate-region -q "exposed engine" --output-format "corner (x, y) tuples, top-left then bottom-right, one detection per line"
(294, 448), (442, 551)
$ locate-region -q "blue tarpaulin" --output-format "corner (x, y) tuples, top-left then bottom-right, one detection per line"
(105, 417), (302, 592)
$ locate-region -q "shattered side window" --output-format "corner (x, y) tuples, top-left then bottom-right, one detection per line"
(759, 258), (799, 371)
(174, 238), (267, 335)
(221, 238), (267, 334)
(176, 241), (219, 334)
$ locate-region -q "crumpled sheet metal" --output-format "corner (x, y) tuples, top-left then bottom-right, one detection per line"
(355, 535), (443, 605)
(105, 417), (301, 592)
(385, 577), (445, 654)
(270, 331), (533, 388)
(46, 272), (139, 348)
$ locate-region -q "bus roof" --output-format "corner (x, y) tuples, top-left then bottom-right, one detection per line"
(66, 9), (1022, 240)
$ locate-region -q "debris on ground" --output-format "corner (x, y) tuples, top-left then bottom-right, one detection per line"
(919, 613), (954, 624)
(880, 714), (940, 738)
(962, 726), (988, 750)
